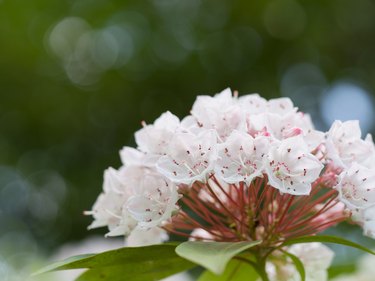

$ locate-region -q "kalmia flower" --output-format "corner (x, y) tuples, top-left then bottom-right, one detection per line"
(87, 147), (179, 242)
(85, 88), (375, 280)
(85, 168), (137, 237)
(265, 136), (324, 195)
(135, 111), (181, 155)
(190, 88), (246, 140)
(156, 130), (217, 185)
(335, 163), (375, 209)
(214, 130), (269, 185)
(326, 120), (374, 168)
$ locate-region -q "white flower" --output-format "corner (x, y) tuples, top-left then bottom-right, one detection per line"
(120, 146), (159, 167)
(126, 170), (179, 229)
(364, 220), (375, 238)
(335, 163), (375, 209)
(126, 227), (169, 247)
(266, 243), (334, 281)
(360, 134), (375, 168)
(87, 164), (179, 236)
(244, 108), (324, 151)
(156, 130), (217, 185)
(263, 112), (302, 140)
(135, 111), (181, 154)
(266, 97), (296, 116)
(265, 136), (324, 195)
(86, 168), (137, 236)
(190, 88), (246, 140)
(288, 242), (334, 281)
(283, 112), (324, 150)
(238, 93), (268, 115)
(354, 205), (375, 238)
(180, 115), (203, 135)
(326, 120), (374, 168)
(215, 130), (269, 185)
(239, 95), (295, 117)
(350, 205), (375, 239)
(240, 97), (295, 137)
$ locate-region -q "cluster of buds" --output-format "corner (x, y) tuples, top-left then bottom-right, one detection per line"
(86, 89), (375, 270)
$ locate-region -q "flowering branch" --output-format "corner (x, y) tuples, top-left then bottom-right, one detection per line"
(83, 88), (375, 280)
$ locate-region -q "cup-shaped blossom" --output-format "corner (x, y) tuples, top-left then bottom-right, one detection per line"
(266, 97), (296, 116)
(243, 103), (323, 151)
(335, 163), (375, 210)
(214, 130), (269, 185)
(326, 120), (374, 168)
(126, 171), (179, 229)
(265, 136), (324, 195)
(263, 112), (300, 140)
(86, 168), (137, 236)
(135, 111), (181, 154)
(351, 205), (375, 239)
(156, 130), (217, 185)
(87, 163), (179, 237)
(190, 88), (246, 140)
(119, 146), (159, 167)
(238, 93), (267, 115)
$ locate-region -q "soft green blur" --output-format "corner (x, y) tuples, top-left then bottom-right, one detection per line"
(1, 0), (375, 279)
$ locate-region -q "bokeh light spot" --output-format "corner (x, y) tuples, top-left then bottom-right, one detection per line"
(48, 17), (90, 60)
(320, 81), (374, 133)
(281, 63), (326, 108)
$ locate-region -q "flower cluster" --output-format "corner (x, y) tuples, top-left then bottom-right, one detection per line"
(87, 88), (375, 248)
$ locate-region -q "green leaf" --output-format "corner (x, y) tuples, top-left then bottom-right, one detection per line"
(198, 259), (259, 281)
(175, 240), (262, 275)
(281, 250), (305, 281)
(32, 254), (96, 276)
(328, 263), (357, 278)
(75, 257), (194, 281)
(33, 243), (195, 280)
(282, 235), (375, 255)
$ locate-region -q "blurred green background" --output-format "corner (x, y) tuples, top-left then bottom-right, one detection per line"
(1, 0), (375, 280)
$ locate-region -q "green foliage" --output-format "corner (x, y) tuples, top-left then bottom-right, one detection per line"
(328, 263), (357, 279)
(198, 260), (259, 281)
(75, 259), (192, 281)
(175, 240), (262, 275)
(33, 254), (95, 275)
(34, 235), (375, 280)
(34, 243), (195, 281)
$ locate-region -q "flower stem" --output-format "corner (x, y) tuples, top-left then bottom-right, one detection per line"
(255, 254), (270, 281)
